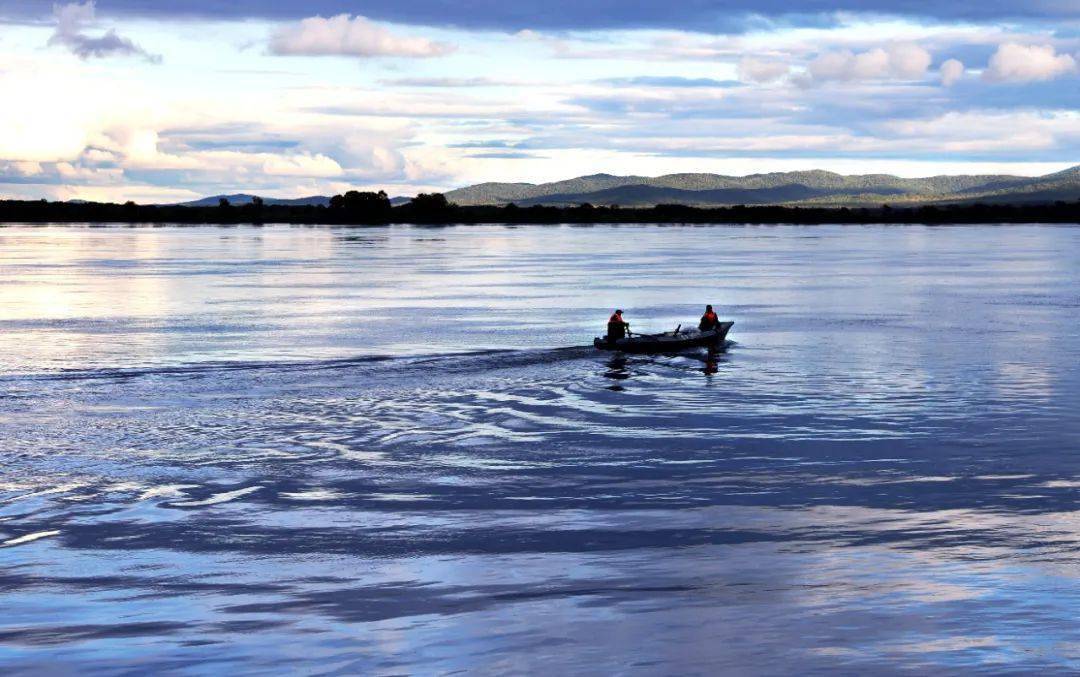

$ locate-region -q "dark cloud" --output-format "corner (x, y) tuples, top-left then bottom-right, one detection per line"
(48, 2), (160, 62)
(3, 0), (1077, 31)
(52, 28), (159, 61)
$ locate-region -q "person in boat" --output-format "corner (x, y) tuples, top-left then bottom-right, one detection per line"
(699, 304), (719, 331)
(607, 309), (629, 343)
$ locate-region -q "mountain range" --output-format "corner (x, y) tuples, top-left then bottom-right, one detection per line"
(174, 193), (416, 208)
(174, 166), (1080, 210)
(175, 194), (331, 207)
(443, 166), (1080, 208)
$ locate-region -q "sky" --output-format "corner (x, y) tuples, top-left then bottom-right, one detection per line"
(0, 1), (1077, 202)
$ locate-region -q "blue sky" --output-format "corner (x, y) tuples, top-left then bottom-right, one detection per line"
(0, 1), (1077, 201)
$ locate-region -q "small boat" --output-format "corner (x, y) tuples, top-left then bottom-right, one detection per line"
(594, 321), (734, 353)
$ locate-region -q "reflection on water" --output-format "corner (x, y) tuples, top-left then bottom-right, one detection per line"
(702, 351), (719, 376)
(1, 224), (1079, 674)
(603, 354), (630, 390)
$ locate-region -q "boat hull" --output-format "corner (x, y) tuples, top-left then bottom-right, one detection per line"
(594, 321), (733, 353)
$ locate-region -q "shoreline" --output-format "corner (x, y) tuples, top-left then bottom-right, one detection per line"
(1, 199), (1078, 225)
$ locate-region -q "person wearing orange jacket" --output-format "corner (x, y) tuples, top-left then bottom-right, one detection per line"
(699, 304), (719, 331)
(607, 309), (630, 343)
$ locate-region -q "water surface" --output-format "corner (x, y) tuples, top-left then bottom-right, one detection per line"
(1, 224), (1078, 674)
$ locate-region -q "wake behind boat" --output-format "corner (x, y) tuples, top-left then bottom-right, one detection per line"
(594, 321), (734, 353)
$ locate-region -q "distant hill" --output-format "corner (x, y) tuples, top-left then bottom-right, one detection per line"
(445, 167), (1080, 208)
(175, 194), (417, 207)
(512, 184), (909, 207)
(169, 166), (1080, 211)
(175, 194), (330, 207)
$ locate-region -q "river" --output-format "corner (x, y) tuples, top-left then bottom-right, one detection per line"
(1, 224), (1078, 674)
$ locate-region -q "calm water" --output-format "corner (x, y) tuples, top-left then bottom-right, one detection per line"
(1, 224), (1078, 674)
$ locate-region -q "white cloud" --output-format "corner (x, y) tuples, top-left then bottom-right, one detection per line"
(0, 68), (102, 162)
(1, 161), (44, 177)
(738, 57), (790, 83)
(261, 153), (343, 177)
(0, 53), (449, 198)
(269, 14), (455, 58)
(102, 126), (350, 180)
(887, 43), (934, 79)
(939, 59), (965, 86)
(884, 110), (1079, 152)
(807, 43), (932, 82)
(82, 148), (121, 165)
(48, 1), (160, 63)
(379, 77), (519, 88)
(983, 43), (1077, 82)
(54, 162), (123, 182)
(0, 182), (200, 204)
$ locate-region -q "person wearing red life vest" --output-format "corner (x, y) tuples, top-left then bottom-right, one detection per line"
(607, 309), (629, 343)
(699, 304), (719, 331)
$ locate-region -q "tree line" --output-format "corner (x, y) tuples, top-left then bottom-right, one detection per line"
(1, 190), (1078, 225)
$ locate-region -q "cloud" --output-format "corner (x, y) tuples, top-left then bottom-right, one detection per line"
(883, 110), (1078, 154)
(983, 43), (1077, 82)
(887, 43), (935, 78)
(468, 151), (545, 159)
(738, 57), (790, 83)
(8, 1), (1080, 32)
(260, 153), (343, 177)
(269, 14), (455, 58)
(539, 32), (740, 62)
(379, 77), (512, 87)
(566, 90), (729, 117)
(600, 76), (741, 88)
(806, 43), (932, 82)
(48, 1), (161, 63)
(939, 59), (965, 86)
